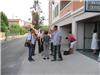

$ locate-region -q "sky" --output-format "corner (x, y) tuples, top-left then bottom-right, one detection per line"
(0, 0), (48, 25)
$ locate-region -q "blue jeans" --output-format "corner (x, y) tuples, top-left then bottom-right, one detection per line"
(28, 45), (33, 59)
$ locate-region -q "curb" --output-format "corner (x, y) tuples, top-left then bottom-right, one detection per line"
(1, 34), (27, 44)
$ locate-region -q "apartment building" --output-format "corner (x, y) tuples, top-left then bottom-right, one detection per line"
(49, 0), (100, 50)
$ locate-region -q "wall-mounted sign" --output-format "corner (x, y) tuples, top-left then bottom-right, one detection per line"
(85, 0), (100, 12)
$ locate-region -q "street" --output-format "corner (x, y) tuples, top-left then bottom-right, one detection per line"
(1, 37), (26, 75)
(1, 37), (100, 75)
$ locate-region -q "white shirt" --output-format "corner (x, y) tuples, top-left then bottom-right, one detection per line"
(52, 31), (62, 45)
(38, 33), (43, 38)
(50, 33), (53, 42)
(27, 33), (36, 44)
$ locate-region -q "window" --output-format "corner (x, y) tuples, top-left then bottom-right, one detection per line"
(55, 4), (59, 17)
(60, 1), (71, 10)
(53, 4), (59, 18)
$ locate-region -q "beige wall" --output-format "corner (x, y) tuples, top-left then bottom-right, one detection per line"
(9, 20), (25, 27)
(0, 32), (5, 40)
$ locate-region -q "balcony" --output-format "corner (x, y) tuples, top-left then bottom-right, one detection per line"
(60, 1), (72, 17)
(60, 0), (84, 17)
(60, 0), (71, 10)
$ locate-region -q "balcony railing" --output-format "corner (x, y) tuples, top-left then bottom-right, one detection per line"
(60, 1), (72, 17)
(60, 0), (84, 17)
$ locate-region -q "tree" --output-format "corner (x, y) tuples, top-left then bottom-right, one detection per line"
(40, 25), (49, 31)
(32, 12), (39, 29)
(10, 24), (27, 35)
(0, 11), (9, 32)
(31, 0), (44, 29)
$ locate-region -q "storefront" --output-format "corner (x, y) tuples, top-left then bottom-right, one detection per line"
(77, 15), (100, 50)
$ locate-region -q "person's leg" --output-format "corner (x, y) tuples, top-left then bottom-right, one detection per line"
(69, 42), (73, 54)
(40, 41), (43, 53)
(38, 39), (41, 53)
(52, 46), (57, 61)
(34, 41), (36, 53)
(43, 44), (47, 59)
(58, 45), (63, 60)
(47, 44), (50, 59)
(70, 41), (76, 54)
(28, 46), (34, 61)
(32, 44), (35, 56)
(51, 42), (53, 55)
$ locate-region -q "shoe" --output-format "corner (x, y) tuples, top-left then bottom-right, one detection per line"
(47, 57), (50, 59)
(50, 54), (53, 56)
(51, 59), (56, 61)
(32, 54), (36, 56)
(43, 58), (46, 60)
(58, 59), (63, 61)
(28, 58), (35, 61)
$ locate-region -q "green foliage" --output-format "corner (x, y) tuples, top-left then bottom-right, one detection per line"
(0, 11), (9, 32)
(40, 25), (49, 31)
(9, 24), (27, 35)
(20, 27), (27, 35)
(1, 23), (8, 32)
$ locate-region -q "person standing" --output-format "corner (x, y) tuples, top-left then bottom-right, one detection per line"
(38, 30), (43, 53)
(31, 29), (37, 56)
(91, 30), (98, 54)
(51, 26), (63, 61)
(26, 28), (35, 61)
(42, 31), (50, 60)
(50, 30), (54, 55)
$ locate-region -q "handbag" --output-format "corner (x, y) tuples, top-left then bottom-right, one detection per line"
(24, 34), (32, 47)
(63, 50), (70, 55)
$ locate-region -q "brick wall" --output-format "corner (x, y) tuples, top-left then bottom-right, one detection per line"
(72, 0), (84, 12)
(60, 2), (72, 17)
(60, 0), (84, 17)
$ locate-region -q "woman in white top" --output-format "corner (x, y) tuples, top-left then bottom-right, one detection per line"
(91, 30), (98, 54)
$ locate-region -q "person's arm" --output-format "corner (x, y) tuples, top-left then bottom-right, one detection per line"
(40, 35), (43, 44)
(59, 32), (62, 44)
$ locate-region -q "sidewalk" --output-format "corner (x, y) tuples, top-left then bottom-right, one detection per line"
(18, 43), (100, 75)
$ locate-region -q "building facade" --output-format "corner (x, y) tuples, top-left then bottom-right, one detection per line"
(8, 19), (25, 27)
(49, 0), (100, 49)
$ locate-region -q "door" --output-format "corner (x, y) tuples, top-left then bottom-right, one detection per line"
(84, 23), (94, 49)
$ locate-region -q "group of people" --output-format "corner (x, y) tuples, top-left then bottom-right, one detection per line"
(25, 25), (77, 62)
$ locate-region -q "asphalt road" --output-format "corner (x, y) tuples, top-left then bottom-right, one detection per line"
(1, 37), (27, 75)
